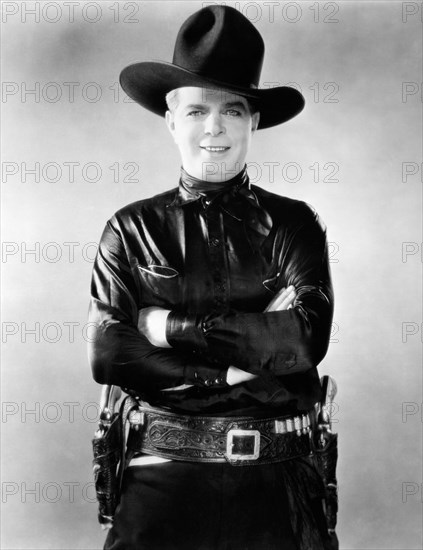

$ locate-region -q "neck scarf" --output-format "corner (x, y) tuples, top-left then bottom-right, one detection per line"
(180, 166), (248, 199)
(176, 165), (273, 252)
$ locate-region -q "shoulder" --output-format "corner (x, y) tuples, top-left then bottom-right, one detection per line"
(251, 185), (326, 232)
(106, 187), (178, 229)
(115, 187), (178, 219)
(98, 187), (178, 245)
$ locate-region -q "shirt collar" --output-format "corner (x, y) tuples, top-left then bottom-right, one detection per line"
(167, 166), (273, 239)
(170, 165), (249, 207)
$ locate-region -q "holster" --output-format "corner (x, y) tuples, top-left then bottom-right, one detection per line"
(312, 375), (339, 534)
(91, 386), (137, 528)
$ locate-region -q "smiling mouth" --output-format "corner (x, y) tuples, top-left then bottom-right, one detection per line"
(200, 146), (230, 152)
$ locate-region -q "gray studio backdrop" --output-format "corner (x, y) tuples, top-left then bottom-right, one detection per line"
(1, 1), (422, 548)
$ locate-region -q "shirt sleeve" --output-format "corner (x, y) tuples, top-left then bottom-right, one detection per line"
(88, 218), (227, 396)
(166, 214), (334, 375)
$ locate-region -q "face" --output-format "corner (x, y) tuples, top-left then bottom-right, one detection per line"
(165, 87), (260, 182)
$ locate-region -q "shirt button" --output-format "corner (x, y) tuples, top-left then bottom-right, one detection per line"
(204, 379), (212, 387)
(210, 238), (220, 247)
(214, 377), (222, 385)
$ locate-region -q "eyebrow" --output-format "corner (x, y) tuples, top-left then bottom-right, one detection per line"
(181, 101), (248, 112)
(223, 101), (248, 111)
(182, 104), (208, 111)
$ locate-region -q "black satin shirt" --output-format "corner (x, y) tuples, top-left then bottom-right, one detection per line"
(88, 168), (334, 416)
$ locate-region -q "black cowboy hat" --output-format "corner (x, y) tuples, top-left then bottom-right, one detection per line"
(119, 5), (305, 129)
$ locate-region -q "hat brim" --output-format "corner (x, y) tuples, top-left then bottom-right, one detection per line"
(119, 62), (305, 129)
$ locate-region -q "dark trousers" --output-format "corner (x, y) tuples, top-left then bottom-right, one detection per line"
(104, 458), (336, 550)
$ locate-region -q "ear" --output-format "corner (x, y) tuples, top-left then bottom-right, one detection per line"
(165, 110), (177, 141)
(251, 112), (260, 133)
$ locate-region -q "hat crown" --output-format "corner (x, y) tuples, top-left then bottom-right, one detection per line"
(172, 6), (264, 89)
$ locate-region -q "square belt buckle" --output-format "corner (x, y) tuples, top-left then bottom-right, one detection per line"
(226, 429), (260, 461)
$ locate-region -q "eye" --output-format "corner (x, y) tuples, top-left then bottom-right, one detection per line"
(225, 109), (242, 117)
(186, 110), (204, 117)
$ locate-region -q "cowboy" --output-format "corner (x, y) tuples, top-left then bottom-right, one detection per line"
(89, 5), (336, 549)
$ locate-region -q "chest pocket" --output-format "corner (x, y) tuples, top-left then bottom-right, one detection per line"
(137, 264), (182, 308)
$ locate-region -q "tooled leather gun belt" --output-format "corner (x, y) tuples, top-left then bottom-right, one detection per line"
(126, 404), (313, 466)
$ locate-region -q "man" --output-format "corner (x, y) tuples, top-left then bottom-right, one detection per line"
(89, 5), (336, 549)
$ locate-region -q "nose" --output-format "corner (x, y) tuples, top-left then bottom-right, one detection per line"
(204, 112), (225, 136)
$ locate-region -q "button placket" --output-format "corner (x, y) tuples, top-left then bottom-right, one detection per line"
(205, 206), (229, 311)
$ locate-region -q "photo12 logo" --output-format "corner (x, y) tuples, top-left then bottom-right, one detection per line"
(1, 161), (140, 183)
(1, 480), (97, 504)
(202, 2), (340, 24)
(1, 82), (136, 104)
(1, 400), (100, 424)
(1, 2), (141, 24)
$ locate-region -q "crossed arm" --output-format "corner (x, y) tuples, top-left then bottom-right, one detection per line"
(138, 285), (298, 387)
